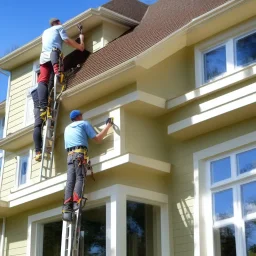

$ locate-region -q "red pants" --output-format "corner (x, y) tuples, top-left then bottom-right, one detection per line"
(38, 62), (59, 83)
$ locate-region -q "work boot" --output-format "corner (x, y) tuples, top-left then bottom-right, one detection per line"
(40, 108), (47, 121)
(73, 197), (87, 211)
(35, 152), (42, 162)
(62, 202), (73, 222)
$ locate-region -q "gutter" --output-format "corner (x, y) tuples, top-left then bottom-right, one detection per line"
(0, 7), (139, 68)
(62, 0), (244, 100)
(62, 59), (137, 98)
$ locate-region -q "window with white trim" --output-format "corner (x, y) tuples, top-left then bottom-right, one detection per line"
(24, 61), (40, 126)
(0, 117), (4, 139)
(208, 147), (256, 256)
(16, 152), (31, 187)
(195, 23), (256, 87)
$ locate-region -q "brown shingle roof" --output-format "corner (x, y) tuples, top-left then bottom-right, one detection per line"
(102, 0), (148, 22)
(67, 0), (230, 89)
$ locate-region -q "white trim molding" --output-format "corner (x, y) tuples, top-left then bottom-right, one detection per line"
(27, 184), (170, 256)
(8, 153), (170, 208)
(193, 131), (256, 256)
(195, 17), (256, 88)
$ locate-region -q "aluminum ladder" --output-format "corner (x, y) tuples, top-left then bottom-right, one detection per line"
(39, 65), (81, 181)
(62, 194), (87, 256)
(39, 74), (63, 181)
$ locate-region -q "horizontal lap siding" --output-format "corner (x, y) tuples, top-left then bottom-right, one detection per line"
(7, 63), (33, 135)
(0, 153), (16, 200)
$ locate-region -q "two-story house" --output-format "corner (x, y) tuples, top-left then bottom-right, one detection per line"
(0, 0), (256, 255)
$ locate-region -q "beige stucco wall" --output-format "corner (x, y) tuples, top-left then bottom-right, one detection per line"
(137, 46), (195, 100)
(164, 116), (256, 256)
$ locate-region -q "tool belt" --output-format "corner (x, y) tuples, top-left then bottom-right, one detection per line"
(67, 146), (95, 181)
(67, 146), (87, 153)
(52, 47), (62, 53)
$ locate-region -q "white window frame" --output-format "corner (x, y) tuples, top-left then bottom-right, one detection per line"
(26, 184), (170, 256)
(15, 149), (32, 189)
(195, 18), (256, 88)
(0, 117), (4, 139)
(194, 131), (256, 256)
(24, 60), (40, 127)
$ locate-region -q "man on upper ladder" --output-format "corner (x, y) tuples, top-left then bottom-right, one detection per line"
(35, 18), (85, 160)
(62, 110), (113, 221)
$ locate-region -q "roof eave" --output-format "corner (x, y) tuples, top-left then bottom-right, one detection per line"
(0, 7), (139, 71)
(62, 0), (252, 105)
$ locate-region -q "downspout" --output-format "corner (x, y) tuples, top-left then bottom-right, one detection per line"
(0, 69), (11, 192)
(0, 217), (6, 256)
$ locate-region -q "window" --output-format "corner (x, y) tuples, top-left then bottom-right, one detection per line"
(43, 221), (62, 256)
(196, 25), (256, 86)
(16, 152), (31, 187)
(24, 61), (40, 126)
(127, 201), (161, 256)
(203, 45), (227, 83)
(81, 205), (106, 255)
(0, 117), (4, 139)
(209, 147), (256, 256)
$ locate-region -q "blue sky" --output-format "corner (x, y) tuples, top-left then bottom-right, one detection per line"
(0, 0), (156, 103)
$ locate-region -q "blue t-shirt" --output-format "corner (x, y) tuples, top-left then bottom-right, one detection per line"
(42, 25), (69, 52)
(64, 121), (97, 149)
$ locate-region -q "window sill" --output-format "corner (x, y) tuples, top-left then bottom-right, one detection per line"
(167, 62), (256, 110)
(10, 180), (35, 193)
(0, 124), (33, 151)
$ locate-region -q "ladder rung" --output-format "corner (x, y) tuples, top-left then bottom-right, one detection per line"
(46, 136), (54, 141)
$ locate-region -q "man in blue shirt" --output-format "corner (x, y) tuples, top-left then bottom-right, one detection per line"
(62, 110), (113, 221)
(38, 18), (85, 121)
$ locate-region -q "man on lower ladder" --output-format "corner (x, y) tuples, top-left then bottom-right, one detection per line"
(62, 110), (113, 221)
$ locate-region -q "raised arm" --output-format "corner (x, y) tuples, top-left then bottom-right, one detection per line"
(64, 34), (84, 52)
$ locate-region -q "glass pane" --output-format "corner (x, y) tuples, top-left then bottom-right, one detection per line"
(211, 157), (231, 184)
(19, 155), (29, 186)
(213, 189), (234, 221)
(0, 118), (4, 139)
(245, 220), (256, 256)
(25, 96), (35, 126)
(127, 201), (161, 256)
(237, 148), (256, 175)
(214, 225), (236, 256)
(43, 221), (62, 256)
(81, 205), (106, 255)
(236, 32), (256, 67)
(242, 181), (256, 216)
(204, 45), (226, 83)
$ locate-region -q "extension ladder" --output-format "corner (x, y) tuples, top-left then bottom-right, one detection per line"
(39, 65), (81, 181)
(62, 188), (87, 255)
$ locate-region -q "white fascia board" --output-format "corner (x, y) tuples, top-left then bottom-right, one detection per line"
(0, 125), (33, 150)
(8, 153), (170, 207)
(83, 90), (166, 120)
(168, 92), (256, 135)
(167, 63), (256, 111)
(8, 174), (67, 202)
(0, 8), (138, 69)
(91, 153), (171, 174)
(135, 0), (244, 69)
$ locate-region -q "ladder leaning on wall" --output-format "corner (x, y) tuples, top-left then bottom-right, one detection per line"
(39, 63), (81, 181)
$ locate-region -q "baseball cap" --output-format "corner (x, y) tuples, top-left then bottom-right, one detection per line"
(70, 110), (82, 120)
(49, 18), (60, 26)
